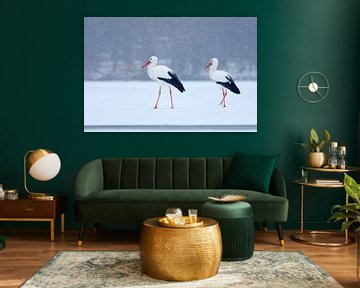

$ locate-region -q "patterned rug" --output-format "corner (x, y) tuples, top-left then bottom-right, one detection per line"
(21, 251), (342, 288)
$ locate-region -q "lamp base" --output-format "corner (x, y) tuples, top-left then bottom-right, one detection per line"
(28, 192), (55, 200)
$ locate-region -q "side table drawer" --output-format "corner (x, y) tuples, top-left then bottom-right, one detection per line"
(0, 196), (65, 242)
(2, 201), (55, 218)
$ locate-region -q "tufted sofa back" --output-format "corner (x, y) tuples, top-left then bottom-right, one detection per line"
(102, 157), (233, 190)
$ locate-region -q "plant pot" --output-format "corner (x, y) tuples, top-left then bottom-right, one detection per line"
(307, 152), (328, 168)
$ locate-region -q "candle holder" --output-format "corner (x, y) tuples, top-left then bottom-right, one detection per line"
(301, 169), (309, 183)
(337, 146), (347, 169)
(328, 142), (338, 169)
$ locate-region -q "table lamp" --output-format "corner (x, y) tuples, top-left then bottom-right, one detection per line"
(24, 148), (61, 199)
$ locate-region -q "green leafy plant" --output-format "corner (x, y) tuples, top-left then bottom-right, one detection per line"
(329, 173), (360, 233)
(296, 128), (331, 152)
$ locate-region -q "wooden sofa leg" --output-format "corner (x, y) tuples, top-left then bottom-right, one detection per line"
(276, 222), (285, 246)
(77, 222), (86, 246)
(262, 222), (268, 232)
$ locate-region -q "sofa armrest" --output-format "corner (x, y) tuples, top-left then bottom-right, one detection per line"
(269, 168), (287, 198)
(75, 159), (104, 199)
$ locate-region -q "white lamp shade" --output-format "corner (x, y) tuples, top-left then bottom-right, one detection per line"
(29, 153), (61, 181)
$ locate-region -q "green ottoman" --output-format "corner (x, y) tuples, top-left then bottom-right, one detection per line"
(201, 201), (254, 261)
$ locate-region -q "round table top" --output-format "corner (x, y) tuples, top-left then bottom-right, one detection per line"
(301, 166), (360, 172)
(293, 179), (344, 188)
(143, 217), (217, 229)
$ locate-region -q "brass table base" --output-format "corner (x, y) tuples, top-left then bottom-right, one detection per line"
(291, 230), (355, 247)
(140, 217), (222, 281)
(293, 173), (359, 247)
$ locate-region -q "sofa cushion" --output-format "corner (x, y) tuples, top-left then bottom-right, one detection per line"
(75, 188), (288, 222)
(223, 153), (280, 193)
(102, 158), (233, 189)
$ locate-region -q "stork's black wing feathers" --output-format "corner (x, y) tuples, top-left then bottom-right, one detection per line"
(158, 71), (185, 92)
(216, 75), (240, 94)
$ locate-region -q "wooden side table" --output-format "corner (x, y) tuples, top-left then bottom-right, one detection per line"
(0, 195), (66, 241)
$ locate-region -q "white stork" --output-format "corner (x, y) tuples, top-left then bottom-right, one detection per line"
(141, 56), (185, 109)
(204, 58), (240, 107)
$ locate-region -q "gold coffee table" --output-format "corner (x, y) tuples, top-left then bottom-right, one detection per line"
(139, 217), (222, 281)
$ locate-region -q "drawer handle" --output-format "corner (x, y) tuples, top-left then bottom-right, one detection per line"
(25, 208), (35, 211)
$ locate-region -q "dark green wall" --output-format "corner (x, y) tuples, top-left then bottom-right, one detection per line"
(1, 0), (359, 230)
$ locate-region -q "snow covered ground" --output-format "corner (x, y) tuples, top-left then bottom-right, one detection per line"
(84, 81), (257, 132)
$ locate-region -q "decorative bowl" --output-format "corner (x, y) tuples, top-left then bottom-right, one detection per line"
(159, 216), (204, 228)
(208, 194), (246, 203)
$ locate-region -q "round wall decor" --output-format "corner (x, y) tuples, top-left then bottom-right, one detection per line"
(297, 72), (329, 103)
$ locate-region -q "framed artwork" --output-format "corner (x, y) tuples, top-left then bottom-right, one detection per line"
(84, 17), (257, 132)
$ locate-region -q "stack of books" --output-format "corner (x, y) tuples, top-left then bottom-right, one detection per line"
(314, 179), (341, 185)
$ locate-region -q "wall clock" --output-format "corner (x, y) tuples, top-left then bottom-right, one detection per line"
(297, 72), (329, 103)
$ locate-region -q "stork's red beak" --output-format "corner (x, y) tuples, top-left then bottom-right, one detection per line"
(141, 60), (151, 69)
(204, 62), (212, 71)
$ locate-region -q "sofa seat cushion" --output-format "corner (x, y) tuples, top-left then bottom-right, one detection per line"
(76, 189), (280, 202)
(75, 189), (288, 222)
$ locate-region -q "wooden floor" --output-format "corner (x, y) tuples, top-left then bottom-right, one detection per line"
(0, 228), (358, 288)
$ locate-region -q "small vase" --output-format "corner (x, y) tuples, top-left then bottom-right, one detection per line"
(308, 152), (328, 168)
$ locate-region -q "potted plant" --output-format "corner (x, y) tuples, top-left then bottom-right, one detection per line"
(329, 173), (360, 279)
(296, 128), (330, 167)
(329, 173), (360, 233)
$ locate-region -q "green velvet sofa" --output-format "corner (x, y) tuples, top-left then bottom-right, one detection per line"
(74, 157), (288, 245)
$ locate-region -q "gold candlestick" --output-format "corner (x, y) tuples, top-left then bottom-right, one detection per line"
(338, 146), (347, 169)
(328, 142), (338, 169)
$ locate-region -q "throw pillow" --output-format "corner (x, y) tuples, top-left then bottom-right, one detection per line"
(223, 152), (280, 193)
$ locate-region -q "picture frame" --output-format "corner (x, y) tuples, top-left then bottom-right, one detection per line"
(84, 17), (257, 132)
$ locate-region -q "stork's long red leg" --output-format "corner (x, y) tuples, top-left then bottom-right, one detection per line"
(154, 85), (161, 109)
(220, 88), (226, 106)
(220, 89), (224, 105)
(223, 89), (227, 108)
(169, 86), (174, 109)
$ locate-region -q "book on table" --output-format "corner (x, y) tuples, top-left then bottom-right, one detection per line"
(314, 179), (341, 185)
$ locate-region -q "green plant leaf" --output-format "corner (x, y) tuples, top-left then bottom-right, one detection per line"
(317, 140), (325, 152)
(331, 203), (360, 215)
(295, 142), (312, 152)
(344, 173), (360, 204)
(341, 220), (358, 234)
(296, 128), (330, 153)
(323, 129), (330, 144)
(308, 137), (318, 152)
(310, 128), (319, 144)
(329, 175), (360, 232)
(343, 205), (360, 215)
(309, 136), (314, 144)
(329, 211), (357, 221)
